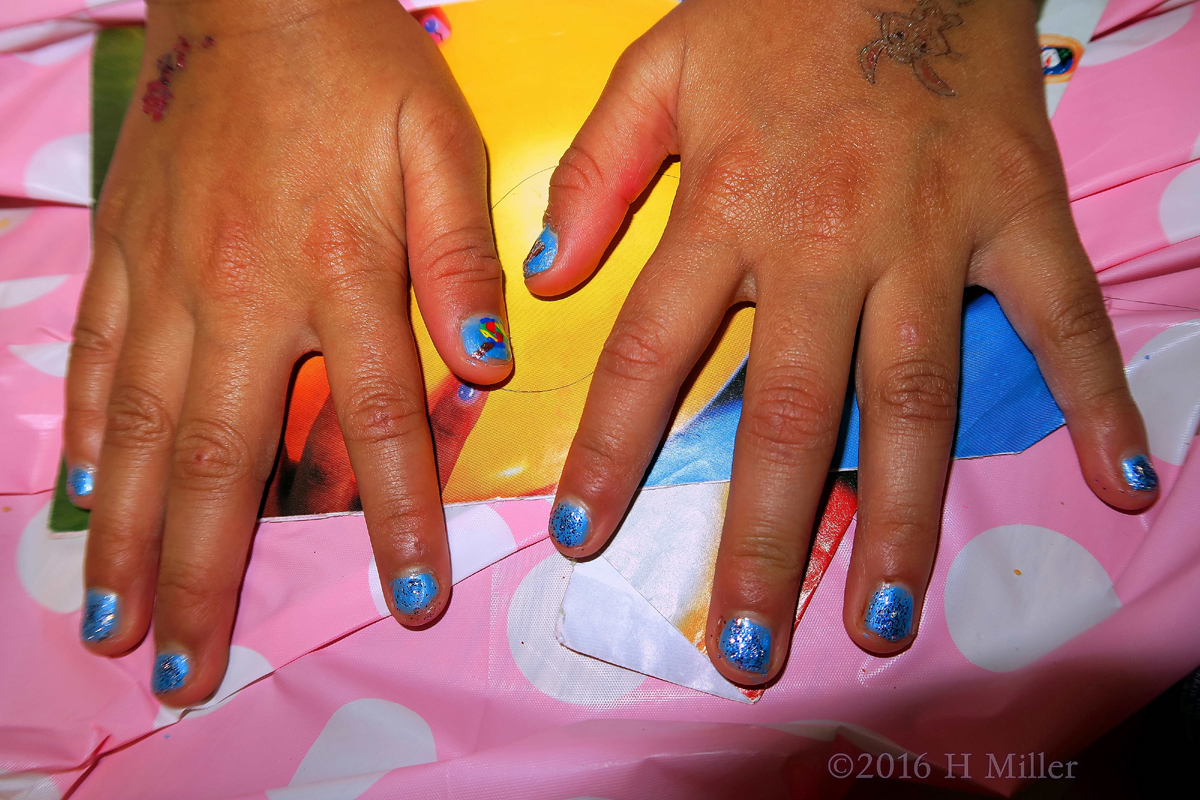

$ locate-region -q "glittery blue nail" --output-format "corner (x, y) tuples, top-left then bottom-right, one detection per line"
(460, 315), (510, 365)
(152, 653), (189, 694)
(718, 617), (771, 675)
(522, 226), (558, 278)
(1122, 455), (1158, 493)
(864, 584), (914, 642)
(391, 572), (439, 616)
(81, 589), (118, 642)
(549, 500), (588, 548)
(66, 465), (94, 503)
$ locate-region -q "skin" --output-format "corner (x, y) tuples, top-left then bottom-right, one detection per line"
(65, 0), (511, 707)
(531, 0), (1157, 685)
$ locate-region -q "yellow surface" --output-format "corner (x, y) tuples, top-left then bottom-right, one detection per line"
(415, 0), (754, 502)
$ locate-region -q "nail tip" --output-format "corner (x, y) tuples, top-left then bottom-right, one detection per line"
(1121, 455), (1159, 493)
(718, 617), (771, 675)
(864, 584), (914, 643)
(81, 589), (118, 642)
(522, 226), (558, 278)
(548, 500), (588, 548)
(391, 572), (439, 616)
(152, 653), (190, 694)
(460, 315), (511, 365)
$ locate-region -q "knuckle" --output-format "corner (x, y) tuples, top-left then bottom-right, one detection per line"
(572, 427), (634, 484)
(156, 565), (223, 622)
(415, 104), (481, 164)
(305, 208), (394, 299)
(172, 417), (256, 491)
(551, 143), (608, 201)
(1043, 289), (1116, 357)
(726, 531), (807, 584)
(105, 384), (174, 451)
(742, 366), (838, 461)
(872, 357), (957, 426)
(989, 131), (1067, 223)
(414, 225), (502, 289)
(788, 153), (866, 249)
(339, 377), (428, 448)
(202, 219), (268, 305)
(70, 317), (121, 370)
(688, 152), (763, 238)
(597, 314), (677, 385)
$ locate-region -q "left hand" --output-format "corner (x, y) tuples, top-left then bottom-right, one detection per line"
(525, 0), (1156, 684)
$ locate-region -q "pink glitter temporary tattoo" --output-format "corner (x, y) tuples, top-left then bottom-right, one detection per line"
(860, 0), (975, 97)
(142, 35), (210, 121)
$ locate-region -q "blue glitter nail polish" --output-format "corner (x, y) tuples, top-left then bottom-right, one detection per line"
(522, 226), (558, 278)
(864, 585), (914, 642)
(460, 315), (510, 365)
(391, 572), (439, 616)
(81, 589), (118, 642)
(152, 653), (189, 694)
(549, 500), (588, 548)
(66, 465), (94, 502)
(1122, 455), (1158, 493)
(718, 617), (771, 675)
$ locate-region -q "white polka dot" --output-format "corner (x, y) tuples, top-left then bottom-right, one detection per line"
(367, 556), (388, 618)
(265, 699), (435, 800)
(945, 525), (1120, 673)
(1081, 5), (1193, 66)
(0, 771), (62, 800)
(23, 134), (91, 205)
(16, 501), (85, 614)
(1127, 319), (1200, 466)
(1159, 161), (1200, 245)
(0, 276), (69, 310)
(507, 554), (644, 705)
(154, 645), (274, 728)
(9, 342), (70, 377)
(14, 32), (94, 65)
(0, 19), (95, 53)
(446, 503), (516, 583)
(0, 208), (33, 238)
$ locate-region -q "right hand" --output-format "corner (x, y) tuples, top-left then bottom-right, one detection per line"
(66, 0), (511, 707)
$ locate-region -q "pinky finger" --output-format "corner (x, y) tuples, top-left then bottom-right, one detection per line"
(64, 242), (129, 509)
(984, 217), (1157, 511)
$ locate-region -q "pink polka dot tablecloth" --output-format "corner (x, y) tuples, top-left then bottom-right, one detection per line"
(2, 1), (1200, 798)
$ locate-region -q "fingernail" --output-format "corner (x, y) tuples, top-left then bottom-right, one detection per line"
(460, 315), (511, 365)
(549, 500), (588, 548)
(81, 589), (118, 642)
(1121, 454), (1158, 493)
(152, 652), (190, 694)
(391, 571), (439, 617)
(522, 225), (558, 278)
(66, 464), (95, 504)
(718, 616), (771, 675)
(864, 584), (914, 642)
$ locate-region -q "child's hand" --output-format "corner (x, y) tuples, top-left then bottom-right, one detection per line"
(66, 0), (511, 706)
(530, 0), (1157, 684)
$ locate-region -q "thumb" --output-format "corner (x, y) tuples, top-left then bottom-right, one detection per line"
(523, 31), (681, 296)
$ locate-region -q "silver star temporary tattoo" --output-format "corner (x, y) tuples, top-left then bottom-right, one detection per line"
(860, 0), (975, 97)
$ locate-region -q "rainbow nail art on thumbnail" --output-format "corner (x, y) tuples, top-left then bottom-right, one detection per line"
(522, 226), (558, 277)
(549, 500), (588, 548)
(461, 316), (510, 365)
(391, 572), (439, 616)
(718, 617), (771, 675)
